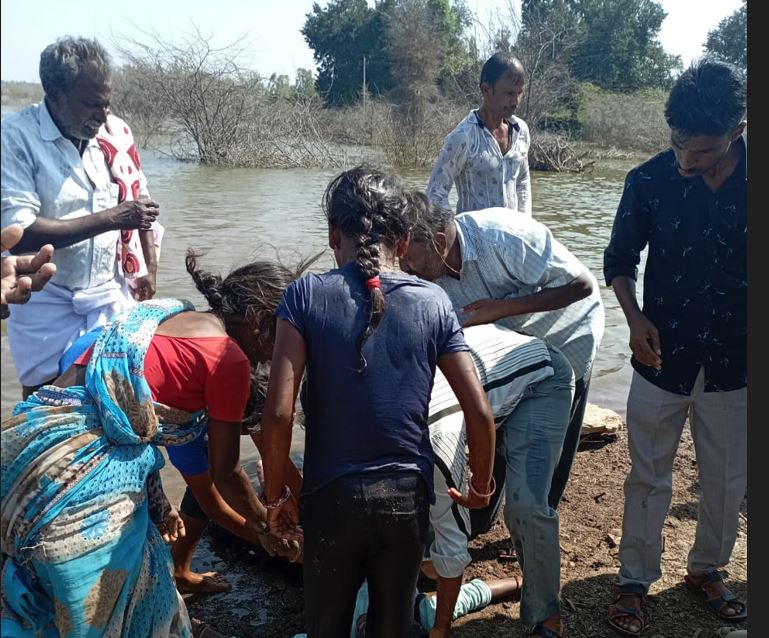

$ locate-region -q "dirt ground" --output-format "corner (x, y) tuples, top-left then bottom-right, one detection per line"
(186, 421), (747, 638)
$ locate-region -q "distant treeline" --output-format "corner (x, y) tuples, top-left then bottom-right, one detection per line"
(1, 81), (43, 107)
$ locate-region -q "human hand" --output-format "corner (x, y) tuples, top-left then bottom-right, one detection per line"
(460, 298), (508, 327)
(448, 472), (494, 510)
(111, 199), (160, 231)
(157, 505), (186, 543)
(628, 313), (662, 369)
(131, 273), (156, 302)
(266, 498), (303, 542)
(1, 224), (56, 319)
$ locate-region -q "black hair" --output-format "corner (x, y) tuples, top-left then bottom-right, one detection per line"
(322, 165), (414, 372)
(185, 249), (319, 349)
(664, 56), (747, 138)
(39, 36), (112, 99)
(480, 52), (525, 88)
(408, 190), (456, 243)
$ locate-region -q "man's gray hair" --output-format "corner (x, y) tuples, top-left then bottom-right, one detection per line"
(39, 36), (112, 99)
(408, 190), (455, 242)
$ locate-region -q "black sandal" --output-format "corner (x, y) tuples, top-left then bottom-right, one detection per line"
(684, 570), (747, 622)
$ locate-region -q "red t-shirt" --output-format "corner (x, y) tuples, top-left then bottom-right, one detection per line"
(76, 335), (251, 422)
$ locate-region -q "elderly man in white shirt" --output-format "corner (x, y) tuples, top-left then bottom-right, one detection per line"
(1, 36), (160, 397)
(427, 52), (532, 216)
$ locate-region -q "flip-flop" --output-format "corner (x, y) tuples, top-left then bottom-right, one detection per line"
(176, 572), (232, 594)
(684, 571), (747, 622)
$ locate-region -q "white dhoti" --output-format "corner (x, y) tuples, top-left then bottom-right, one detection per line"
(6, 278), (135, 386)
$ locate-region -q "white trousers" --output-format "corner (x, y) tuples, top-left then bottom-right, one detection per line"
(618, 368), (747, 589)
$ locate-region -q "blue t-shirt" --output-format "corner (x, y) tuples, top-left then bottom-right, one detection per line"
(276, 262), (469, 500)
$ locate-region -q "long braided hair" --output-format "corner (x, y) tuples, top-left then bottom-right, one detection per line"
(322, 165), (414, 372)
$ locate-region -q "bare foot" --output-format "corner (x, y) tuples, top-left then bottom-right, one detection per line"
(175, 571), (231, 594)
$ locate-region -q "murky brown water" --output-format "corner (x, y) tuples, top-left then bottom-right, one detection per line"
(0, 144), (646, 501)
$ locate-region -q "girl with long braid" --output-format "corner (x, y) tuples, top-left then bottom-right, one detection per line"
(260, 165), (497, 638)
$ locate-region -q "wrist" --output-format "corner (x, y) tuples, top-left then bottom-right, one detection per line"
(468, 472), (495, 498)
(260, 484), (291, 509)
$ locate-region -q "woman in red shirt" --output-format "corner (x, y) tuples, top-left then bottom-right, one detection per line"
(65, 250), (311, 593)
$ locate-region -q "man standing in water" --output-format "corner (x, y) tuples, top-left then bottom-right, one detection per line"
(427, 52), (531, 216)
(1, 36), (159, 397)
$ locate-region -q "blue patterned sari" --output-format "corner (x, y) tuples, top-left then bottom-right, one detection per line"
(1, 299), (207, 638)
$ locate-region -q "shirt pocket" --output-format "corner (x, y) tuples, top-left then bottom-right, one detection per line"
(93, 182), (119, 212)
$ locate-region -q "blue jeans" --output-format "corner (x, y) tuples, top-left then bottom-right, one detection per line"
(301, 470), (429, 638)
(503, 346), (574, 626)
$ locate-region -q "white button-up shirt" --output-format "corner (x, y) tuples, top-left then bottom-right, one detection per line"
(437, 209), (605, 381)
(2, 101), (121, 291)
(427, 110), (532, 216)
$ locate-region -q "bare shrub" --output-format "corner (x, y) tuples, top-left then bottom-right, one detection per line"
(529, 132), (594, 172)
(111, 26), (342, 168)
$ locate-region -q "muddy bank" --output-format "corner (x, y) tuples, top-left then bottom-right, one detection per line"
(181, 400), (747, 638)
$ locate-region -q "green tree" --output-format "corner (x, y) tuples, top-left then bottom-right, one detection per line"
(704, 0), (746, 70)
(301, 0), (394, 106)
(522, 0), (681, 92)
(569, 0), (681, 91)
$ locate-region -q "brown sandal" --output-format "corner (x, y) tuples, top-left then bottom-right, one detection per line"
(607, 588), (647, 636)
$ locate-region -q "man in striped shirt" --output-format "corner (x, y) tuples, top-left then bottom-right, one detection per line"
(401, 195), (605, 514)
(426, 323), (574, 638)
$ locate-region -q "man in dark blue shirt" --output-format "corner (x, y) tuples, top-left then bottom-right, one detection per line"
(604, 58), (747, 636)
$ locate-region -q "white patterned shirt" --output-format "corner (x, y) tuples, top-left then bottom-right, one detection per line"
(427, 110), (531, 215)
(1, 102), (147, 291)
(437, 209), (605, 381)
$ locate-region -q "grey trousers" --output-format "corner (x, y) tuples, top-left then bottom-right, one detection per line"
(503, 346), (575, 625)
(618, 369), (747, 590)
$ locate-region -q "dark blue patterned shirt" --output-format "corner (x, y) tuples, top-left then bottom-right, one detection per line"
(604, 137), (746, 394)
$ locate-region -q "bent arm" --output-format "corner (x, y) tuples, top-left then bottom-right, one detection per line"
(13, 213), (118, 252)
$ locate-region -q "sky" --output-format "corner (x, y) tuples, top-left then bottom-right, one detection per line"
(0, 0), (745, 84)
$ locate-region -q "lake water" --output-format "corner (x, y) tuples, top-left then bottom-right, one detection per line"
(0, 130), (646, 501)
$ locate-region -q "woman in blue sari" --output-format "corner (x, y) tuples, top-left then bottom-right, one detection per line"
(1, 251), (313, 637)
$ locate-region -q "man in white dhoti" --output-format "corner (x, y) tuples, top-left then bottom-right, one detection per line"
(1, 36), (161, 396)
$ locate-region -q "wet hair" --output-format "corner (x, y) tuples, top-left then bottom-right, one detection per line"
(480, 52), (525, 88)
(322, 164), (414, 372)
(408, 190), (456, 243)
(39, 36), (112, 100)
(664, 57), (746, 138)
(185, 249), (319, 350)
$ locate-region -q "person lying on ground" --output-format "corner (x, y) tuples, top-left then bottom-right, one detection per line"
(292, 576), (522, 638)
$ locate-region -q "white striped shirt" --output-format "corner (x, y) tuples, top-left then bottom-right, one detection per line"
(437, 209), (605, 382)
(428, 324), (554, 578)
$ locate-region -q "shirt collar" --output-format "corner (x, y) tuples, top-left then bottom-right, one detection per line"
(472, 109), (520, 132)
(39, 99), (64, 142)
(454, 216), (477, 263)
